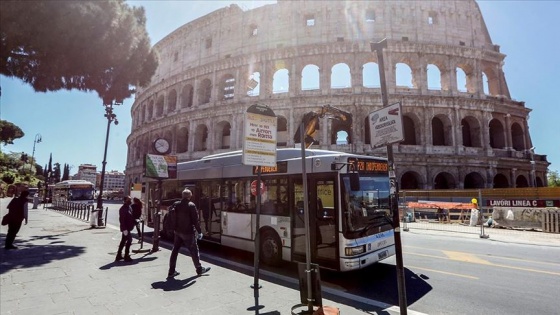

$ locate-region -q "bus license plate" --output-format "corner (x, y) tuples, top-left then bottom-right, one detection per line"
(378, 250), (388, 260)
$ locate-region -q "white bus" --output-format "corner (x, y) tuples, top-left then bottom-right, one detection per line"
(53, 180), (95, 204)
(144, 149), (395, 272)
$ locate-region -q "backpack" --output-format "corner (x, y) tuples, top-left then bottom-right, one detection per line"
(162, 201), (180, 239)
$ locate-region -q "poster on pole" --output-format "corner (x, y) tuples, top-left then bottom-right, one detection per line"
(144, 154), (177, 179)
(242, 104), (277, 167)
(369, 102), (404, 148)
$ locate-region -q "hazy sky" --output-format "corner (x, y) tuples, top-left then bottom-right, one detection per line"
(1, 1), (559, 175)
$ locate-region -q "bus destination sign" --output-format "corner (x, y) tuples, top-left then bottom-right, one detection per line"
(252, 161), (287, 175)
(348, 158), (388, 174)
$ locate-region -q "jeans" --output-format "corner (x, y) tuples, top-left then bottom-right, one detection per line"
(5, 220), (22, 247)
(117, 231), (132, 256)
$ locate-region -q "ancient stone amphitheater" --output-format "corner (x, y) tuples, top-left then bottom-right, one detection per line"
(126, 0), (549, 190)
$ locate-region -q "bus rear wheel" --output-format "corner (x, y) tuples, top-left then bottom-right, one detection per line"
(260, 230), (282, 266)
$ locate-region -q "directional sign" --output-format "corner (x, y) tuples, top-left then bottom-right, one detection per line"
(369, 102), (404, 148)
(242, 104), (277, 167)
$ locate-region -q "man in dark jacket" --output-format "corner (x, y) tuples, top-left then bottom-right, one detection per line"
(115, 196), (135, 262)
(167, 189), (210, 278)
(4, 190), (29, 249)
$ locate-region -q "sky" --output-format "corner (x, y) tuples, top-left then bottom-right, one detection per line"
(1, 0), (559, 176)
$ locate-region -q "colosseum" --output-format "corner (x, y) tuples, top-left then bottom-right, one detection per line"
(126, 0), (550, 190)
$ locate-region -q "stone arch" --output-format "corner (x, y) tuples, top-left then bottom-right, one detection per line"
(402, 115), (418, 145)
(168, 89), (177, 112)
(464, 172), (485, 189)
(432, 114), (452, 146)
(536, 176), (544, 187)
(461, 116), (482, 147)
(456, 63), (475, 93)
(427, 64), (442, 90)
(141, 102), (146, 123)
(194, 124), (208, 151)
(156, 94), (165, 117)
(181, 84), (194, 108)
(363, 62), (380, 88)
(395, 62), (414, 88)
(511, 122), (525, 151)
(481, 61), (501, 96)
(516, 175), (529, 188)
(493, 173), (509, 188)
(331, 63), (351, 89)
(198, 78), (212, 105)
(331, 119), (351, 145)
(301, 64), (320, 90)
(148, 99), (154, 121)
(481, 72), (489, 95)
(215, 121), (231, 149)
(219, 74), (235, 100)
(400, 171), (423, 189)
(177, 126), (189, 153)
(277, 116), (288, 146)
(433, 172), (456, 189)
(272, 68), (289, 94)
(489, 118), (505, 149)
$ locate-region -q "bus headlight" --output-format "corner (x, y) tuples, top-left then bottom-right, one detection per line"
(345, 245), (365, 256)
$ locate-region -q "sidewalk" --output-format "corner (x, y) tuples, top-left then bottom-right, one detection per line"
(1, 204), (402, 315)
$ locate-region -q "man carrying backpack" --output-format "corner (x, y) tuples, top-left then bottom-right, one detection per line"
(167, 189), (211, 278)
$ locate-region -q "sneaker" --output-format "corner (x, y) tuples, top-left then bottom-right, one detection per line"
(167, 271), (180, 278)
(124, 256), (133, 262)
(115, 254), (124, 261)
(197, 266), (211, 276)
(4, 245), (18, 250)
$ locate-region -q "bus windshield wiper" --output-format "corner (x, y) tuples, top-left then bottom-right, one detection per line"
(360, 214), (393, 236)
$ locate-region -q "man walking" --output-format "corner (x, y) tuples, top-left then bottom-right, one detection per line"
(168, 189), (210, 278)
(4, 190), (29, 249)
(115, 196), (135, 262)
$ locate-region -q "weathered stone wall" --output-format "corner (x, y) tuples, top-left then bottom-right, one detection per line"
(125, 0), (548, 190)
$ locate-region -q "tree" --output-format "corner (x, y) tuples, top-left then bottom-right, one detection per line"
(53, 162), (61, 183)
(62, 163), (70, 181)
(0, 120), (24, 145)
(548, 170), (560, 187)
(1, 0), (157, 103)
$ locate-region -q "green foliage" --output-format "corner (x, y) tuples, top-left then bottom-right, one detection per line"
(0, 120), (25, 145)
(0, 0), (158, 103)
(1, 172), (15, 184)
(548, 170), (560, 187)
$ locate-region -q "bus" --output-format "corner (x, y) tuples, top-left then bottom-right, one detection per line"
(143, 149), (395, 272)
(53, 180), (95, 204)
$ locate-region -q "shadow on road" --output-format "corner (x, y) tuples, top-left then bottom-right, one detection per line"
(151, 275), (198, 291)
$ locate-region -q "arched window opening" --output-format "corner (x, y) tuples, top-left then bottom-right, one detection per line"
(177, 127), (189, 153)
(141, 103), (146, 123)
(464, 172), (485, 189)
(482, 72), (490, 95)
(432, 117), (445, 146)
(489, 119), (505, 149)
(182, 84), (194, 108)
(493, 174), (509, 188)
(301, 64), (320, 90)
(511, 123), (525, 151)
(427, 64), (442, 90)
(400, 171), (421, 189)
(216, 121), (231, 149)
(194, 125), (208, 151)
(462, 119), (472, 147)
(198, 79), (212, 105)
(331, 63), (351, 89)
(434, 172), (456, 189)
(272, 68), (289, 94)
(396, 63), (413, 88)
(277, 116), (288, 146)
(402, 116), (417, 145)
(247, 72), (260, 97)
(168, 89), (177, 112)
(148, 100), (154, 121)
(331, 119), (351, 145)
(456, 67), (467, 92)
(516, 175), (529, 188)
(363, 62), (380, 88)
(156, 95), (164, 117)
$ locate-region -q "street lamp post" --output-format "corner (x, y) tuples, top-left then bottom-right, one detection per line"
(530, 147), (537, 187)
(29, 134), (42, 172)
(95, 101), (120, 226)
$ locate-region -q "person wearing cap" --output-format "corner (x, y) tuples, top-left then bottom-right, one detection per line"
(115, 196), (135, 262)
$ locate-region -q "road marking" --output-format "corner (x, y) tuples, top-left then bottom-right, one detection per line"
(443, 251), (492, 265)
(407, 265), (479, 280)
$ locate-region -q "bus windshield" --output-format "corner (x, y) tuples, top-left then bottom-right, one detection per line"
(342, 175), (392, 237)
(68, 188), (94, 201)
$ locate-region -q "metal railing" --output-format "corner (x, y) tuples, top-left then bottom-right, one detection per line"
(49, 200), (106, 225)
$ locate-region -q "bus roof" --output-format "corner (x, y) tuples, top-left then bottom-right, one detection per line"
(54, 180), (95, 187)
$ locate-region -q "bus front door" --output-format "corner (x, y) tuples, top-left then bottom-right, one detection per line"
(292, 178), (337, 270)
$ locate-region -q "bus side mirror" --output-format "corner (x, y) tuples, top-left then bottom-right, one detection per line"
(349, 173), (360, 191)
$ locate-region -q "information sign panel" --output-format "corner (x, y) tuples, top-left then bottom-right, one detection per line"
(369, 102), (404, 148)
(242, 104), (277, 167)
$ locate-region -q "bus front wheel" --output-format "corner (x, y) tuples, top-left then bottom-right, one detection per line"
(260, 230), (282, 266)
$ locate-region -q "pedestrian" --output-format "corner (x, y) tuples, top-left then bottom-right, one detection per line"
(131, 197), (143, 238)
(4, 190), (30, 249)
(200, 194), (217, 235)
(115, 196), (135, 262)
(168, 189), (211, 278)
